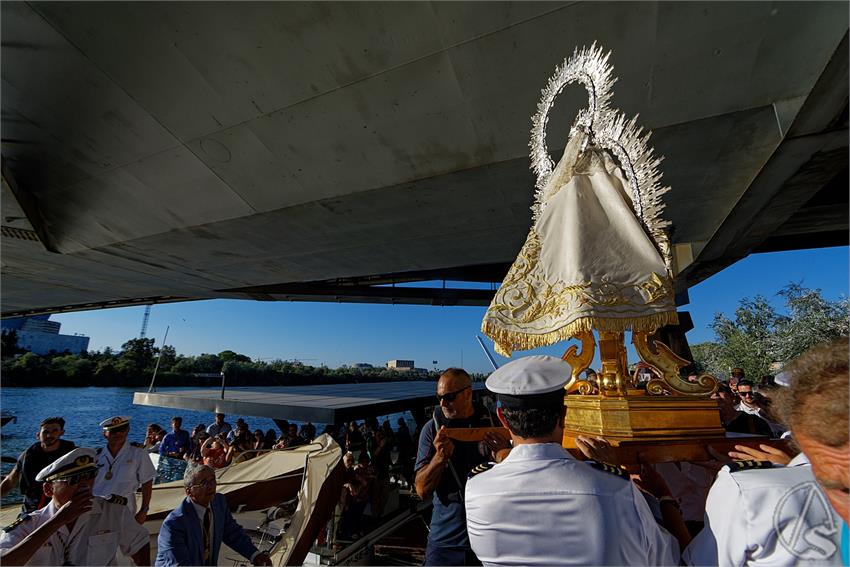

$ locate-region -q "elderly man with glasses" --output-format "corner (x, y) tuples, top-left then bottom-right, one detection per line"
(414, 368), (509, 566)
(0, 448), (151, 565)
(93, 416), (156, 525)
(155, 464), (271, 566)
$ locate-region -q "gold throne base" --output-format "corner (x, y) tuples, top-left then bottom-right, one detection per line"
(562, 391), (726, 441)
(555, 328), (749, 464)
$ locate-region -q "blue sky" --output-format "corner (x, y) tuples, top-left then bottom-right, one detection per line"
(53, 246), (848, 375)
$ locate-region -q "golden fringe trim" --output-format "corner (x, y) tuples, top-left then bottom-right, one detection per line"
(481, 311), (679, 357)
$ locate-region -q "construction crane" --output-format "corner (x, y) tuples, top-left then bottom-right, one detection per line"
(139, 304), (152, 338)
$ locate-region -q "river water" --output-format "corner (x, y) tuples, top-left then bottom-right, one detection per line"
(0, 387), (414, 507)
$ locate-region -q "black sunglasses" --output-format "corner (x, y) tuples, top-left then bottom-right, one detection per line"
(739, 391), (755, 397)
(436, 386), (470, 403)
(56, 469), (97, 485)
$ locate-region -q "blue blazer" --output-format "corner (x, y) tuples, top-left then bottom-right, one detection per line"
(155, 493), (258, 566)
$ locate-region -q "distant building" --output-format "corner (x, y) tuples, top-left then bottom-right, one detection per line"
(386, 359), (414, 371)
(1, 315), (89, 355)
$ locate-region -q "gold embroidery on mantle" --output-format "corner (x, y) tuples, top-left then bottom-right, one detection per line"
(482, 229), (677, 356)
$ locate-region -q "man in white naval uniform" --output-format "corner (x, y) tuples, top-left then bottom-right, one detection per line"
(0, 448), (150, 565)
(683, 454), (842, 566)
(684, 339), (848, 566)
(93, 416), (156, 524)
(465, 356), (680, 566)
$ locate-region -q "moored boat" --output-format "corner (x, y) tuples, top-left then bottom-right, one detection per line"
(0, 412), (16, 428)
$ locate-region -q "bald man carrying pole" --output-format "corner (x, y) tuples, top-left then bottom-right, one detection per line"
(415, 368), (509, 566)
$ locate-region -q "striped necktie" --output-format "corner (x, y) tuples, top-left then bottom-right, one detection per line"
(203, 507), (212, 565)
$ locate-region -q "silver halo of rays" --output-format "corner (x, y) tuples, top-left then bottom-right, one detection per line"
(528, 42), (673, 270)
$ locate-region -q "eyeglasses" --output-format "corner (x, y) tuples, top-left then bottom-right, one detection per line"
(436, 386), (470, 403)
(738, 391), (755, 398)
(190, 478), (217, 490)
(56, 470), (97, 485)
(106, 427), (129, 435)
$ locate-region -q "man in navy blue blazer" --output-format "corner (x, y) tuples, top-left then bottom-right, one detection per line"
(155, 464), (272, 566)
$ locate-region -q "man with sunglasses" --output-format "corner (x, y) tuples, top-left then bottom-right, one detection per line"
(1, 417), (76, 515)
(93, 417), (156, 525)
(734, 380), (768, 416)
(0, 448), (151, 565)
(415, 368), (508, 566)
(155, 464), (271, 566)
(712, 383), (774, 437)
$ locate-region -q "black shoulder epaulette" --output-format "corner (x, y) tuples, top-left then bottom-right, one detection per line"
(724, 460), (774, 473)
(588, 461), (629, 479)
(96, 447), (103, 455)
(3, 515), (29, 533)
(468, 462), (495, 479)
(102, 494), (128, 506)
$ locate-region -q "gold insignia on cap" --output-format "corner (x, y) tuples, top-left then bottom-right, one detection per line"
(111, 417), (122, 425)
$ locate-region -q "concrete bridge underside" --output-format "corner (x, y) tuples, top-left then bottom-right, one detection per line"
(2, 2), (847, 317)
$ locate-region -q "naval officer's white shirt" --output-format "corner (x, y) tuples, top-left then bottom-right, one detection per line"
(683, 453), (843, 566)
(465, 443), (679, 566)
(0, 497), (149, 565)
(93, 443), (156, 513)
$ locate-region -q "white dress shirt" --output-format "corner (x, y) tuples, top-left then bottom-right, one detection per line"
(93, 443), (156, 513)
(0, 497), (149, 565)
(683, 453), (843, 566)
(735, 402), (762, 416)
(465, 443), (679, 566)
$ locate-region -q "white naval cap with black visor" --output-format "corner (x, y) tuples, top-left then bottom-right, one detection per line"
(35, 447), (98, 483)
(486, 355), (572, 409)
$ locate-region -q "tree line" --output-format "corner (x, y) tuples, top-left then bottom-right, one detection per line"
(690, 283), (848, 380)
(0, 339), (454, 387)
(1, 283), (846, 387)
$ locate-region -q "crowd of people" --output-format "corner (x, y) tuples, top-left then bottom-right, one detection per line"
(414, 339), (849, 566)
(135, 413), (323, 472)
(0, 408), (422, 563)
(334, 416), (417, 539)
(0, 338), (846, 566)
(0, 411), (279, 565)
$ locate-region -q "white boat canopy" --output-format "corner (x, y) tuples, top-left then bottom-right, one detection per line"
(133, 381), (489, 424)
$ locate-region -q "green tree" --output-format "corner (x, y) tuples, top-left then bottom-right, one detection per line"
(171, 356), (195, 374)
(119, 338), (158, 373)
(10, 352), (45, 373)
(218, 350), (251, 363)
(158, 345), (178, 371)
(770, 283), (850, 363)
(1, 330), (22, 357)
(51, 355), (95, 384)
(692, 284), (849, 379)
(194, 353), (223, 374)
